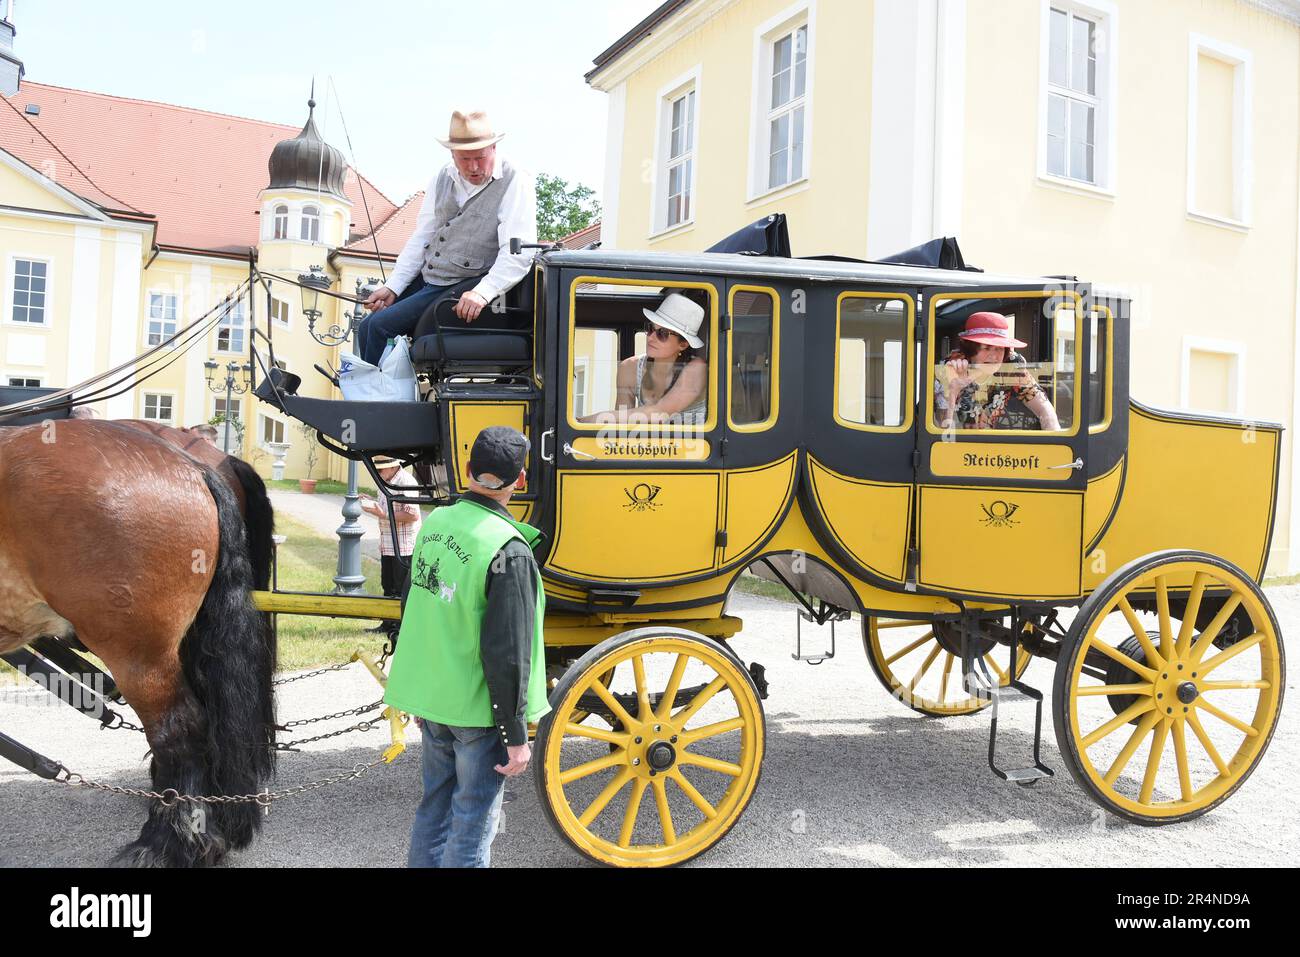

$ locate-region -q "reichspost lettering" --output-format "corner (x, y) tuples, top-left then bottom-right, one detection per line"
(49, 887), (152, 937)
(962, 452), (1041, 471)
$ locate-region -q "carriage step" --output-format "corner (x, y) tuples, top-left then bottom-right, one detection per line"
(1001, 766), (1052, 785)
(990, 684), (1035, 704)
(987, 679), (1054, 785)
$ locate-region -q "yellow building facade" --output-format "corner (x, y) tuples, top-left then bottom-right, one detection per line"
(1, 79), (410, 486)
(589, 0), (1300, 572)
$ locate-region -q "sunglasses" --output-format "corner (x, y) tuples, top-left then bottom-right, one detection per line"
(644, 321), (682, 343)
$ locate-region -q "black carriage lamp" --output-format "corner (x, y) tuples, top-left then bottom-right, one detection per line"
(203, 359), (253, 456)
(298, 265), (355, 347)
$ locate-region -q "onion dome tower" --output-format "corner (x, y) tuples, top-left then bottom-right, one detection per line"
(267, 96), (347, 198)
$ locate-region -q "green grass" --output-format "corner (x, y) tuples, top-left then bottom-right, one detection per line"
(731, 572), (797, 603)
(265, 478), (379, 497)
(270, 513), (393, 672)
(1263, 572), (1300, 588)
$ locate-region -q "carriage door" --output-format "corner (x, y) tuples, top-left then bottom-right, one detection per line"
(544, 270), (725, 590)
(914, 284), (1091, 601)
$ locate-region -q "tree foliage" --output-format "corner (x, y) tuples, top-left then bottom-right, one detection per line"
(536, 173), (601, 243)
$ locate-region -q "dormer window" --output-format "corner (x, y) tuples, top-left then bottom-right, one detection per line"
(273, 205), (289, 240)
(300, 205), (320, 243)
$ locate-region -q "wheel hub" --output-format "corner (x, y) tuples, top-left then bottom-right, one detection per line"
(1176, 681), (1199, 704)
(646, 740), (676, 771)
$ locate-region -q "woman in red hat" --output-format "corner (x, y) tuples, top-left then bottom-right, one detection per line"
(935, 312), (1060, 431)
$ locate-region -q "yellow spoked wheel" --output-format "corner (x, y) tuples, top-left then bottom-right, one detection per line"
(534, 626), (765, 867)
(1053, 550), (1284, 824)
(864, 617), (1033, 716)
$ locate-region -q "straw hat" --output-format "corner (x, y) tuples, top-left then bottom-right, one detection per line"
(642, 293), (705, 349)
(437, 110), (505, 151)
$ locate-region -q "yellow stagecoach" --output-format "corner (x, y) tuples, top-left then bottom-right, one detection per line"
(253, 235), (1285, 867)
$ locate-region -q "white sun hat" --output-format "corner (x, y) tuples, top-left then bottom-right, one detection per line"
(642, 293), (705, 349)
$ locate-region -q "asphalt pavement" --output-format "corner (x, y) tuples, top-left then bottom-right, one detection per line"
(1, 588), (1296, 868)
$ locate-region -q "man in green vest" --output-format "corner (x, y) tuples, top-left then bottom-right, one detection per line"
(385, 426), (549, 867)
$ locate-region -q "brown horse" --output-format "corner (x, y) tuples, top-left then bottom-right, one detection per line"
(115, 420), (275, 590)
(0, 419), (276, 866)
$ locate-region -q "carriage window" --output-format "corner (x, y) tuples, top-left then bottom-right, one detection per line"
(569, 279), (715, 430)
(730, 288), (777, 429)
(930, 293), (1083, 435)
(571, 328), (619, 418)
(836, 294), (910, 431)
(1089, 305), (1112, 430)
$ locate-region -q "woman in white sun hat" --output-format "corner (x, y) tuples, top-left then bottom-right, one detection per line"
(584, 292), (708, 425)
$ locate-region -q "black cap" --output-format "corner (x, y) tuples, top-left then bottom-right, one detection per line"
(468, 426), (529, 490)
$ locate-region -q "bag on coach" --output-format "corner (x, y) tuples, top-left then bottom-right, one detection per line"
(338, 338), (419, 403)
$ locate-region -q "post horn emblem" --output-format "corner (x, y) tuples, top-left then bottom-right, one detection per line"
(623, 483), (663, 512)
(980, 500), (1020, 528)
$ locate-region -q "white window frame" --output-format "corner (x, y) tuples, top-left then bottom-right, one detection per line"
(141, 390), (177, 425)
(1180, 336), (1246, 416)
(143, 289), (180, 347)
(5, 373), (44, 388)
(300, 204), (321, 243)
(5, 254), (53, 329)
(747, 1), (816, 204)
(212, 394), (243, 423)
(1187, 34), (1253, 231)
(649, 66), (702, 240)
(1037, 0), (1119, 199)
(215, 297), (246, 355)
(269, 296), (292, 330)
(271, 203), (289, 241)
(259, 412), (286, 448)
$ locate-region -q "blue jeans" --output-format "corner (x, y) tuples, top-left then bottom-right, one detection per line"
(355, 276), (482, 365)
(408, 720), (507, 868)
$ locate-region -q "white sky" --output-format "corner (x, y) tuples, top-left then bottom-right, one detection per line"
(12, 0), (664, 205)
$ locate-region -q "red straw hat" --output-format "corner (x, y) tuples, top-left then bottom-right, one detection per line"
(959, 312), (1026, 349)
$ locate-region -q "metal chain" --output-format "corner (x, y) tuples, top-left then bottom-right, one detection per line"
(55, 759), (391, 808)
(274, 717), (382, 751)
(273, 660), (357, 686)
(101, 714), (145, 734)
(280, 699), (385, 730)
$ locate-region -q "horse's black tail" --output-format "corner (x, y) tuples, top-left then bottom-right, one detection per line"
(226, 456), (275, 593)
(179, 467), (277, 851)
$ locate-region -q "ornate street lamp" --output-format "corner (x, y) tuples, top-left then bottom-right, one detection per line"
(298, 265), (357, 347)
(203, 359), (252, 455)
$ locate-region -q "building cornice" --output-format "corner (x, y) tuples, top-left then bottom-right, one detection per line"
(588, 0), (741, 90)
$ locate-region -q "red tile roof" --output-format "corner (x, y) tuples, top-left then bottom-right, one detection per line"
(4, 82), (404, 255)
(0, 93), (147, 217)
(557, 220), (601, 249)
(339, 190), (425, 261)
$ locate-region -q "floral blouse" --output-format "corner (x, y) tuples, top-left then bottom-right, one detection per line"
(934, 350), (1045, 430)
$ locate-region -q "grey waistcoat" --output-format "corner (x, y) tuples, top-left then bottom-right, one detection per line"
(420, 163), (514, 286)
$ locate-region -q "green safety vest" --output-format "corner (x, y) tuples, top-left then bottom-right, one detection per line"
(384, 498), (549, 729)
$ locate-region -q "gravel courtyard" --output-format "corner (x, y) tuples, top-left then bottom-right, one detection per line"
(1, 588), (1296, 868)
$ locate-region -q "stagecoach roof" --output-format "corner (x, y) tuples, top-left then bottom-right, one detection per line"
(541, 248), (1096, 292)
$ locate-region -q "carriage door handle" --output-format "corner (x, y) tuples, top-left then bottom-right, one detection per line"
(562, 442), (596, 461)
(540, 429), (555, 462)
(1049, 457), (1084, 470)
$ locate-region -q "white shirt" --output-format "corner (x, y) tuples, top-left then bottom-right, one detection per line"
(383, 155), (537, 304)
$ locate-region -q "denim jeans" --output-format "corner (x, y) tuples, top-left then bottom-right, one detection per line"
(408, 720), (507, 868)
(354, 276), (483, 366)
